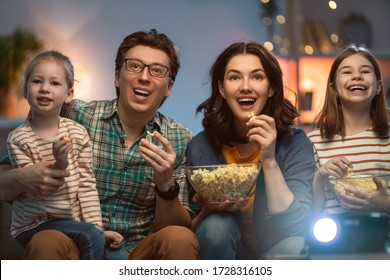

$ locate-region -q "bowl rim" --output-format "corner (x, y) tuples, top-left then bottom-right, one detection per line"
(327, 173), (390, 181)
(185, 163), (261, 169)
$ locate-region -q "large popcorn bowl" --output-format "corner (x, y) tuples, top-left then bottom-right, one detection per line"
(185, 163), (261, 204)
(327, 173), (390, 203)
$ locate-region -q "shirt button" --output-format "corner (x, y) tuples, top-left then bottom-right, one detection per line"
(120, 138), (124, 144)
(124, 167), (128, 171)
(112, 212), (116, 217)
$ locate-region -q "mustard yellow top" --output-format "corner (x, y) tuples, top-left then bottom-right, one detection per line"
(222, 144), (260, 250)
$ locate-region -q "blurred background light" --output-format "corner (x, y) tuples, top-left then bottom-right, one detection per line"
(328, 1), (337, 10)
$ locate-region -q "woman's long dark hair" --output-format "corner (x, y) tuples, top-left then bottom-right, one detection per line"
(197, 42), (299, 146)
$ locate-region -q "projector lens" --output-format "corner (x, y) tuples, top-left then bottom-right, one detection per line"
(312, 217), (338, 243)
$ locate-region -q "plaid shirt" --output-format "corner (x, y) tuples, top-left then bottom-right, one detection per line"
(61, 99), (192, 253)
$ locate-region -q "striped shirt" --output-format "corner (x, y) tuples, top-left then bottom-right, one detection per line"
(308, 128), (390, 215)
(7, 117), (102, 237)
(61, 99), (192, 253)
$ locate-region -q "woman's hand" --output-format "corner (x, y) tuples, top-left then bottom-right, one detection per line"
(192, 192), (249, 212)
(339, 177), (390, 214)
(190, 193), (249, 231)
(246, 114), (277, 163)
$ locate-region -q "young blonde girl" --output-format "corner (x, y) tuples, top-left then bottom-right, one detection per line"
(7, 50), (123, 259)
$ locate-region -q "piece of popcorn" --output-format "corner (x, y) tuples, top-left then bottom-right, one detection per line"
(345, 167), (354, 178)
(248, 111), (256, 121)
(146, 131), (154, 142)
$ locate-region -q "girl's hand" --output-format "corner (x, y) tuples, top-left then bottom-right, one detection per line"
(104, 230), (124, 249)
(318, 156), (352, 180)
(52, 136), (72, 170)
(339, 177), (390, 213)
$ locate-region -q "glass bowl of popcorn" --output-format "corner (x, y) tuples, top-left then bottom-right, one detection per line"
(185, 163), (261, 204)
(327, 173), (390, 203)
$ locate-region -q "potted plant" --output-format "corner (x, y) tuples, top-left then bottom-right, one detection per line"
(0, 27), (43, 116)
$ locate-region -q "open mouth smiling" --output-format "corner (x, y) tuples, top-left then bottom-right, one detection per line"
(134, 89), (151, 97)
(237, 97), (256, 105)
(37, 97), (52, 102)
(348, 85), (367, 91)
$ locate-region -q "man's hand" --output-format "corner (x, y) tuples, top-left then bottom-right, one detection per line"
(139, 131), (176, 190)
(15, 161), (70, 196)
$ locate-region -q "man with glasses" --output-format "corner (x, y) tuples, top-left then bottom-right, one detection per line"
(0, 29), (199, 260)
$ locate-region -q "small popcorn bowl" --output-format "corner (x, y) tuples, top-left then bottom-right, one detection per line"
(185, 163), (261, 204)
(327, 173), (390, 204)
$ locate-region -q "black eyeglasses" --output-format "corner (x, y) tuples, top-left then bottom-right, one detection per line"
(123, 59), (170, 78)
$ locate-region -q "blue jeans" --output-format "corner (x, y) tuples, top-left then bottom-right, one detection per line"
(195, 212), (304, 259)
(16, 219), (106, 260)
(195, 212), (241, 259)
(105, 246), (129, 260)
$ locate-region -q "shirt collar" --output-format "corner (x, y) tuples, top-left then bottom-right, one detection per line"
(146, 111), (163, 134)
(101, 99), (164, 133)
(100, 99), (118, 120)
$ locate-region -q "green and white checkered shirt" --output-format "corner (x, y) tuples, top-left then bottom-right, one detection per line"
(61, 99), (192, 253)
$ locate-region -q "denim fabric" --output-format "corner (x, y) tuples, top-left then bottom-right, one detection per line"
(195, 212), (305, 259)
(105, 246), (129, 260)
(16, 220), (105, 260)
(195, 212), (241, 259)
(264, 236), (304, 256)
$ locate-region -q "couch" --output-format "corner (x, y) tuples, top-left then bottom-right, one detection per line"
(0, 119), (24, 259)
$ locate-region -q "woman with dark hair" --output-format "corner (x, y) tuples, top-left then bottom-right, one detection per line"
(308, 44), (390, 215)
(187, 42), (315, 259)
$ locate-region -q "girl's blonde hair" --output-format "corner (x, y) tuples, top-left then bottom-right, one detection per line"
(23, 50), (74, 98)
